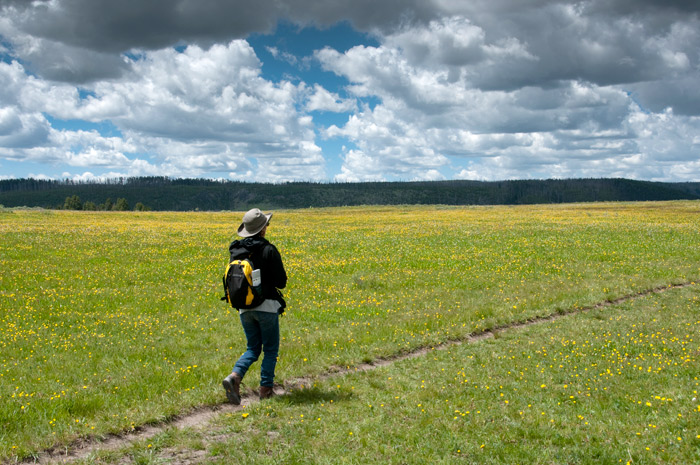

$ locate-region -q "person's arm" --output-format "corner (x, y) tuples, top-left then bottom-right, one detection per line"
(263, 244), (287, 290)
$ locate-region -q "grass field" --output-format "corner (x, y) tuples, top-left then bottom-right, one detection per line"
(173, 286), (700, 465)
(1, 202), (699, 463)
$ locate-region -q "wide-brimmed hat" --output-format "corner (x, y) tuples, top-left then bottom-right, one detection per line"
(237, 208), (272, 237)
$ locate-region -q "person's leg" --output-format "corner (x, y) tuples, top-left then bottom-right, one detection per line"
(224, 311), (263, 404)
(257, 311), (280, 389)
(233, 311), (263, 378)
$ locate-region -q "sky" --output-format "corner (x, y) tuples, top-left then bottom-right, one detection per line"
(0, 0), (699, 183)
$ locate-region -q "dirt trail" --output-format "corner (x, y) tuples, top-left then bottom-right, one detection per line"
(23, 281), (695, 464)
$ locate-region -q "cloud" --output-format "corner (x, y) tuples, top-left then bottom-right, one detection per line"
(443, 1), (700, 96)
(451, 103), (700, 182)
(305, 84), (357, 113)
(0, 109), (51, 150)
(0, 42), (327, 181)
(0, 0), (699, 183)
(3, 0), (277, 53)
(0, 0), (439, 83)
(316, 9), (700, 181)
(333, 149), (386, 183)
(0, 12), (131, 83)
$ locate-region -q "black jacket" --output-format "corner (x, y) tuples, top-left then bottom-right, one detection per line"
(228, 236), (287, 308)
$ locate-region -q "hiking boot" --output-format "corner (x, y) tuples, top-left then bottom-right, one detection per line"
(222, 373), (242, 405)
(259, 386), (275, 400)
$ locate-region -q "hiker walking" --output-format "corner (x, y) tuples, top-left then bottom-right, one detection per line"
(223, 208), (287, 403)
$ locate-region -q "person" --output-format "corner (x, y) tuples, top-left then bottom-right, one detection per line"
(222, 208), (287, 403)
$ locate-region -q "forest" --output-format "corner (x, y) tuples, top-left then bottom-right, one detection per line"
(1, 177), (699, 211)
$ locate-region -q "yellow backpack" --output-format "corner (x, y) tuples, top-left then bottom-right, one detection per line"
(222, 257), (263, 309)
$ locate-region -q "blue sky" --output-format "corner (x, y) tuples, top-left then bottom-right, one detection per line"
(0, 1), (699, 183)
(246, 21), (380, 178)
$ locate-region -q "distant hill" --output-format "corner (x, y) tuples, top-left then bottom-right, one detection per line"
(1, 177), (698, 211)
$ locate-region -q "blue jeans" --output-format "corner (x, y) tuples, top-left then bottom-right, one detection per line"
(233, 311), (280, 387)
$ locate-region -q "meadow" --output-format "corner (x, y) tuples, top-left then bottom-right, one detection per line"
(1, 202), (699, 463)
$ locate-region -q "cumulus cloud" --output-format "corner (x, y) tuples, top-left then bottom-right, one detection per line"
(305, 84), (357, 113)
(0, 40), (327, 181)
(0, 0), (438, 82)
(317, 8), (700, 181)
(0, 0), (698, 183)
(334, 149), (386, 183)
(0, 108), (51, 149)
(0, 13), (131, 83)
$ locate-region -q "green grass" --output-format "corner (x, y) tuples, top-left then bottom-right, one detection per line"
(197, 285), (699, 465)
(72, 284), (700, 465)
(1, 202), (700, 461)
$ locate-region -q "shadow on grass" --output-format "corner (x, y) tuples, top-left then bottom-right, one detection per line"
(281, 386), (354, 405)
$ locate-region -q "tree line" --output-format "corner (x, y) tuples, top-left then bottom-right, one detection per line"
(62, 195), (149, 211)
(1, 177), (699, 211)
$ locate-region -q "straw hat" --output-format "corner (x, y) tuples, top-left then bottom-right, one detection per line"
(237, 208), (272, 237)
